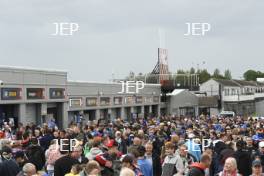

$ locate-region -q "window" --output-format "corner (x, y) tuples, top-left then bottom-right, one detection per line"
(27, 88), (44, 99)
(100, 97), (110, 106)
(231, 89), (235, 95)
(125, 96), (135, 104)
(86, 97), (97, 106)
(136, 96), (143, 103)
(1, 88), (22, 100)
(50, 88), (65, 99)
(70, 98), (82, 107)
(113, 97), (122, 105)
(225, 89), (230, 96)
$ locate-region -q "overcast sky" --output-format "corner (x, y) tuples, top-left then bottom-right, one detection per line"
(0, 0), (263, 82)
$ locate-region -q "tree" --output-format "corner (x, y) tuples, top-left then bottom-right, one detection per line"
(213, 69), (220, 77)
(177, 69), (186, 74)
(212, 68), (224, 79)
(190, 67), (196, 74)
(129, 71), (135, 78)
(199, 69), (211, 84)
(224, 69), (232, 80)
(243, 70), (264, 81)
(243, 70), (258, 81)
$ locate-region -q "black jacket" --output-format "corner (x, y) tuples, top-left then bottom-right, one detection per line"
(152, 153), (162, 176)
(234, 149), (252, 176)
(0, 159), (20, 176)
(26, 145), (46, 171)
(117, 139), (127, 154)
(54, 155), (79, 176)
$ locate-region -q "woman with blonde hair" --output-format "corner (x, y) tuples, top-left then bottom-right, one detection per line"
(120, 168), (135, 176)
(216, 157), (241, 176)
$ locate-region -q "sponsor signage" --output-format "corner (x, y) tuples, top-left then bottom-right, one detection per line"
(86, 97), (97, 106)
(1, 88), (22, 100)
(50, 88), (65, 99)
(27, 88), (44, 99)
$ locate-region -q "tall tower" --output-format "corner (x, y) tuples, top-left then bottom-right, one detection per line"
(152, 48), (169, 84)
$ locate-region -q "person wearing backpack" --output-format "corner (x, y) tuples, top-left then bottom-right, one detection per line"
(45, 139), (62, 176)
(161, 142), (184, 176)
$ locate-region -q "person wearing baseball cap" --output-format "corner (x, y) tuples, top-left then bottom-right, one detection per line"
(250, 160), (264, 176)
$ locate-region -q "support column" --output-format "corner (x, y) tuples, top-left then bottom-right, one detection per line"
(195, 106), (199, 117)
(141, 106), (145, 118)
(62, 102), (69, 129)
(96, 109), (100, 120)
(141, 106), (145, 114)
(19, 103), (27, 125)
(121, 107), (125, 120)
(149, 105), (152, 113)
(130, 106), (136, 122)
(40, 103), (47, 124)
(157, 105), (161, 117)
(108, 108), (113, 121)
(131, 106), (135, 114)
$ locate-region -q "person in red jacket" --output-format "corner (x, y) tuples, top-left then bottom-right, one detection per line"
(95, 139), (122, 176)
(188, 154), (212, 176)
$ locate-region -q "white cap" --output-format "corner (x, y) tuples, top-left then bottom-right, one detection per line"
(259, 141), (264, 148)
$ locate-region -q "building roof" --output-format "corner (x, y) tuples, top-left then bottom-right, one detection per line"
(256, 81), (264, 87)
(0, 65), (67, 74)
(213, 79), (240, 87)
(233, 80), (257, 86)
(213, 79), (263, 87)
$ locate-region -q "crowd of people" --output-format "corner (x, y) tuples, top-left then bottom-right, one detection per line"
(0, 115), (263, 176)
